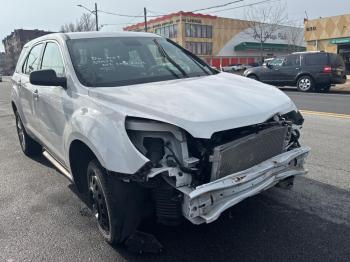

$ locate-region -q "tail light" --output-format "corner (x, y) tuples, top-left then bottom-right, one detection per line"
(323, 66), (332, 73)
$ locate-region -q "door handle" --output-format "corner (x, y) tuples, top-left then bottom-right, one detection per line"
(33, 89), (39, 100)
(296, 67), (300, 70)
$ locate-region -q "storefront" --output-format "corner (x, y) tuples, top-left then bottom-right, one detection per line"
(124, 11), (305, 68)
(304, 14), (350, 74)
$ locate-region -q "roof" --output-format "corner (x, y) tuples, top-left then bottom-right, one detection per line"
(124, 11), (217, 31)
(64, 31), (160, 39)
(23, 31), (161, 48)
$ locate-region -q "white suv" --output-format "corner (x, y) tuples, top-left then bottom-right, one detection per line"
(11, 32), (310, 245)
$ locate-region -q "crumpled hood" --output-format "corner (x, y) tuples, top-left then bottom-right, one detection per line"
(89, 73), (297, 138)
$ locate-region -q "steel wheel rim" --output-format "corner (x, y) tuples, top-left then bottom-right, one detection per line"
(16, 114), (26, 150)
(88, 171), (110, 234)
(299, 78), (311, 91)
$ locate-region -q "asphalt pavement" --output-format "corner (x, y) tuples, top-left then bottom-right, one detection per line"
(0, 77), (350, 262)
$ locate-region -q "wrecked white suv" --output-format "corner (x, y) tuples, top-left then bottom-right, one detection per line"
(11, 32), (310, 245)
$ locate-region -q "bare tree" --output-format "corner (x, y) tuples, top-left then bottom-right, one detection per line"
(285, 22), (305, 52)
(60, 13), (96, 32)
(244, 4), (288, 63)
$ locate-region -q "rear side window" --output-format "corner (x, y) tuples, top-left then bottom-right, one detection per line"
(304, 53), (327, 66)
(41, 42), (65, 77)
(284, 55), (300, 66)
(23, 43), (44, 75)
(329, 54), (345, 67)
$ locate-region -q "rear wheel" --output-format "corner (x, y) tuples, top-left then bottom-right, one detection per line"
(297, 76), (314, 92)
(15, 111), (41, 156)
(87, 159), (146, 245)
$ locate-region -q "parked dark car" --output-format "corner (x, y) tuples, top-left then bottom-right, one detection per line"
(244, 52), (347, 92)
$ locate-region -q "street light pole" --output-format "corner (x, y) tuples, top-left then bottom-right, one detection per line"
(77, 3), (99, 31)
(144, 7), (148, 32)
(95, 3), (99, 31)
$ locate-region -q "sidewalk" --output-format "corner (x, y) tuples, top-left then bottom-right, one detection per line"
(332, 76), (350, 93)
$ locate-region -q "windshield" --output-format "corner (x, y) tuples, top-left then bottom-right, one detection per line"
(67, 37), (215, 87)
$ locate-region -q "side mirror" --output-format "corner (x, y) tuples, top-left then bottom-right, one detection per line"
(30, 69), (67, 88)
(266, 63), (273, 68)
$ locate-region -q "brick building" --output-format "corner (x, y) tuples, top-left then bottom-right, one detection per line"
(124, 11), (305, 68)
(2, 29), (53, 75)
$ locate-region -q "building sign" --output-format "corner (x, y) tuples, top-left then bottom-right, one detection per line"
(330, 38), (350, 44)
(306, 26), (317, 32)
(253, 32), (287, 41)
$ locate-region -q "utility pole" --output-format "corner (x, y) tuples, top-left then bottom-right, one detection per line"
(144, 7), (148, 32)
(95, 3), (99, 31)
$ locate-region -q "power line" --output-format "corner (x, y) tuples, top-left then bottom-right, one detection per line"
(98, 9), (162, 18)
(209, 0), (276, 14)
(97, 1), (246, 19)
(190, 0), (244, 12)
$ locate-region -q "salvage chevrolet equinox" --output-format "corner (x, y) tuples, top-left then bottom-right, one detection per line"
(11, 32), (310, 245)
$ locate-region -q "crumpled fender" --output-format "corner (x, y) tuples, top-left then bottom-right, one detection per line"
(64, 106), (149, 174)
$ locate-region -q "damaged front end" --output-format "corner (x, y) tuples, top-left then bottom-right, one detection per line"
(124, 112), (310, 225)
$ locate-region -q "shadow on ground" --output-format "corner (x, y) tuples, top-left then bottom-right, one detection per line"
(113, 193), (350, 262)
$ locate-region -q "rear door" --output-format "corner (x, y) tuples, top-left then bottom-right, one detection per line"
(261, 57), (285, 84)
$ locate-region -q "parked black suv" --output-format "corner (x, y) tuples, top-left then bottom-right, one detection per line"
(244, 52), (347, 92)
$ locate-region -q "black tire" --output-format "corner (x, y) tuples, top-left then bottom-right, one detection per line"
(297, 75), (314, 92)
(247, 74), (258, 80)
(87, 159), (146, 245)
(15, 111), (42, 156)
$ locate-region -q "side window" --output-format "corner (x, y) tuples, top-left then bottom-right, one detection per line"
(24, 43), (43, 75)
(304, 53), (327, 66)
(41, 42), (65, 77)
(270, 57), (285, 67)
(284, 55), (300, 67)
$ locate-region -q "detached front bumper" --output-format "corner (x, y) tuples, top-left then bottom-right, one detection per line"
(179, 146), (310, 225)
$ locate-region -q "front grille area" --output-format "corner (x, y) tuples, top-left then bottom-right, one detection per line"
(211, 126), (288, 180)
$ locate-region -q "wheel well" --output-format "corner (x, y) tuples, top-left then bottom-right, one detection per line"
(296, 74), (314, 84)
(247, 73), (259, 80)
(69, 140), (97, 193)
(11, 102), (17, 113)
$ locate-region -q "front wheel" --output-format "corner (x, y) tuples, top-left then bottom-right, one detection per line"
(297, 76), (314, 92)
(87, 159), (146, 245)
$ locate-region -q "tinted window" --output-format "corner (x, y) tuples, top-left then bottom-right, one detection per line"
(284, 55), (300, 67)
(269, 57), (285, 67)
(329, 54), (345, 67)
(41, 42), (65, 77)
(67, 37), (214, 87)
(304, 53), (327, 66)
(24, 44), (43, 74)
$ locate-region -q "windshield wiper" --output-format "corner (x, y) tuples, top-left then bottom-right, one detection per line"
(164, 65), (181, 79)
(154, 39), (188, 78)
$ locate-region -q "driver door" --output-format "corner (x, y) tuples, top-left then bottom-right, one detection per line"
(33, 41), (70, 163)
(263, 57), (285, 84)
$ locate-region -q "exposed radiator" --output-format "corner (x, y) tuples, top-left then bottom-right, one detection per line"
(211, 126), (289, 181)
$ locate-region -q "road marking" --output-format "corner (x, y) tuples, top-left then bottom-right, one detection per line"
(301, 110), (350, 119)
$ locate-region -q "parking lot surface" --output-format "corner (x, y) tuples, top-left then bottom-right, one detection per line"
(1, 77), (350, 261)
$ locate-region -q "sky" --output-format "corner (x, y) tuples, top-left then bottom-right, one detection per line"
(1, 0), (350, 51)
